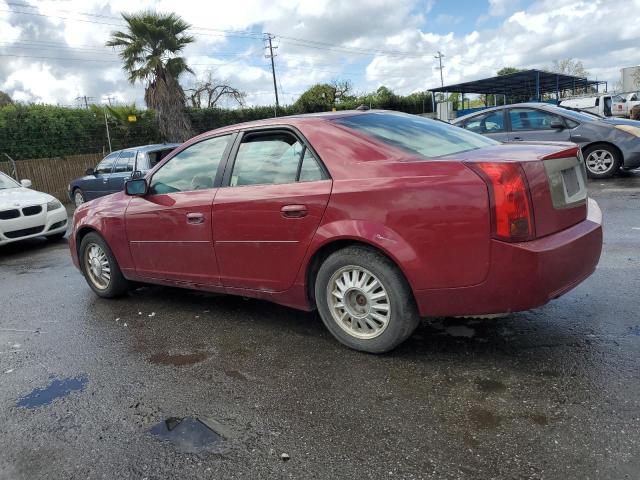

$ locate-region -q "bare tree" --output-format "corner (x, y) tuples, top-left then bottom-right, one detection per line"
(186, 71), (246, 108)
(550, 58), (589, 78)
(330, 78), (353, 103)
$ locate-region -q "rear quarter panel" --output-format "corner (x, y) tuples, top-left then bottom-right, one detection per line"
(295, 120), (491, 290)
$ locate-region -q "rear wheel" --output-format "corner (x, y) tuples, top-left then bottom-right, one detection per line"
(583, 144), (621, 179)
(79, 232), (129, 298)
(315, 245), (420, 353)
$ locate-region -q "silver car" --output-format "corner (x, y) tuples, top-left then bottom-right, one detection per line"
(453, 102), (640, 178)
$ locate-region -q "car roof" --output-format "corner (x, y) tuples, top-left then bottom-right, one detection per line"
(198, 110), (383, 137)
(113, 143), (181, 154)
(453, 102), (568, 123)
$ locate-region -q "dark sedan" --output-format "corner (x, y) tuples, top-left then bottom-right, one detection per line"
(68, 144), (179, 206)
(453, 102), (640, 178)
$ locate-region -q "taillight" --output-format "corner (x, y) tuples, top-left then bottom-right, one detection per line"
(466, 162), (535, 242)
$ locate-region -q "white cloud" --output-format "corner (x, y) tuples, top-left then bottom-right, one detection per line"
(1, 0), (640, 107)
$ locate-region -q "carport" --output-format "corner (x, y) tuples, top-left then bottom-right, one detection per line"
(430, 69), (606, 116)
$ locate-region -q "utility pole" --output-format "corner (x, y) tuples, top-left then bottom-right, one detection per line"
(103, 109), (112, 153)
(265, 33), (279, 116)
(76, 95), (94, 109)
(434, 51), (445, 89)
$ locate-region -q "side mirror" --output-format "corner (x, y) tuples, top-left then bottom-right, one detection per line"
(125, 178), (148, 196)
(20, 179), (32, 188)
(85, 167), (95, 176)
(550, 120), (565, 130)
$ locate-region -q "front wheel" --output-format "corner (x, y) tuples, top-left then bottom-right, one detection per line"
(79, 232), (129, 298)
(583, 144), (621, 179)
(315, 245), (420, 353)
(73, 189), (85, 207)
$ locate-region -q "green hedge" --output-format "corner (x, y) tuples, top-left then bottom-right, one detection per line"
(0, 96), (433, 160)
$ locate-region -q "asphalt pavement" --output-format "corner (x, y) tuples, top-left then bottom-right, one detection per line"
(0, 172), (639, 479)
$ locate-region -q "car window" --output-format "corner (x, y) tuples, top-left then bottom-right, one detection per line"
(298, 149), (324, 182)
(95, 152), (119, 174)
(463, 111), (505, 133)
(508, 108), (563, 131)
(230, 132), (304, 187)
(148, 148), (176, 168)
(113, 151), (135, 173)
(0, 172), (20, 189)
(333, 112), (497, 159)
(149, 135), (231, 194)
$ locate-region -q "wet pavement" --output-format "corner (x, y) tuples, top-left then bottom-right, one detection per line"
(1, 172), (639, 479)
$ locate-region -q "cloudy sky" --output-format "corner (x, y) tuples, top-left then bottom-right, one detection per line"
(0, 0), (638, 107)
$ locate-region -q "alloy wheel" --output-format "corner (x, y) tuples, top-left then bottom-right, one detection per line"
(84, 243), (111, 290)
(585, 149), (614, 174)
(326, 265), (391, 339)
(74, 190), (84, 207)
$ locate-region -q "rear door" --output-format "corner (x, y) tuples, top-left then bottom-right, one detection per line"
(84, 152), (119, 200)
(108, 150), (136, 193)
(125, 134), (235, 285)
(213, 129), (332, 292)
(506, 107), (572, 142)
(460, 109), (510, 141)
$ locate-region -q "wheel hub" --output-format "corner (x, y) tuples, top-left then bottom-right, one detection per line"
(326, 265), (391, 340)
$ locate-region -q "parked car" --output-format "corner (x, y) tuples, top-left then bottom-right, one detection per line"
(69, 111), (602, 353)
(68, 144), (179, 206)
(453, 102), (640, 178)
(559, 93), (627, 117)
(0, 172), (68, 245)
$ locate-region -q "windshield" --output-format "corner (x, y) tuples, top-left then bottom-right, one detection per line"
(333, 112), (498, 159)
(0, 173), (20, 190)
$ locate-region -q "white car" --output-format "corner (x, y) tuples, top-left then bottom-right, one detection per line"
(0, 172), (68, 246)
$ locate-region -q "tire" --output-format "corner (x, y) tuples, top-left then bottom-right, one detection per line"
(73, 188), (85, 207)
(46, 232), (66, 241)
(583, 144), (622, 179)
(314, 245), (420, 353)
(79, 232), (129, 298)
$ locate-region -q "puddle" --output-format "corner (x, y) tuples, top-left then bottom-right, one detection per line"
(529, 413), (549, 426)
(149, 352), (208, 366)
(475, 378), (507, 394)
(469, 406), (502, 430)
(149, 417), (223, 453)
(17, 376), (87, 409)
(445, 325), (476, 338)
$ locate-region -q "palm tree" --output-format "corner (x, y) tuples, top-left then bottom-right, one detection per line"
(106, 11), (194, 142)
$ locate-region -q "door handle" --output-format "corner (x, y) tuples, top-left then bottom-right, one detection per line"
(281, 204), (308, 218)
(186, 212), (205, 224)
(512, 136), (523, 141)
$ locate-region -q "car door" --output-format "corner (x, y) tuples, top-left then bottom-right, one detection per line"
(460, 110), (510, 141)
(213, 129), (332, 292)
(108, 151), (136, 193)
(84, 152), (119, 200)
(125, 134), (235, 285)
(507, 107), (572, 142)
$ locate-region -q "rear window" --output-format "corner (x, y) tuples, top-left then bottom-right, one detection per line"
(333, 112), (498, 158)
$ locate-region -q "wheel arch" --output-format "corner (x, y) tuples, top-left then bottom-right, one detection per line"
(304, 234), (418, 310)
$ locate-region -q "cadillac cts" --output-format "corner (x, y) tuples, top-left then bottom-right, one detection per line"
(69, 111), (603, 353)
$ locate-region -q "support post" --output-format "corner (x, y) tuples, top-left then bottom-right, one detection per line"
(265, 33), (279, 116)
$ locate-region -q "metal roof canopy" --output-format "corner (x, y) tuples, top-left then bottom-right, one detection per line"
(430, 69), (606, 99)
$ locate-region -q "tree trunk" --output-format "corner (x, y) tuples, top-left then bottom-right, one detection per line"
(145, 69), (193, 142)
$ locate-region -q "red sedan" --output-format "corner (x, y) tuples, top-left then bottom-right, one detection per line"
(69, 111), (602, 353)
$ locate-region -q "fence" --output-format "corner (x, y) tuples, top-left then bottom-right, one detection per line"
(0, 153), (102, 202)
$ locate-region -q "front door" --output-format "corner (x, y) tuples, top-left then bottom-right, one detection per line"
(125, 134), (234, 285)
(108, 150), (136, 194)
(507, 107), (572, 142)
(213, 130), (331, 292)
(84, 152), (118, 200)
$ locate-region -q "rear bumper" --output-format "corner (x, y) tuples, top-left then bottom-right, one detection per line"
(414, 198), (603, 317)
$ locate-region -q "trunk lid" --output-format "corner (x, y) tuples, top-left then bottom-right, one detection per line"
(453, 142), (588, 239)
